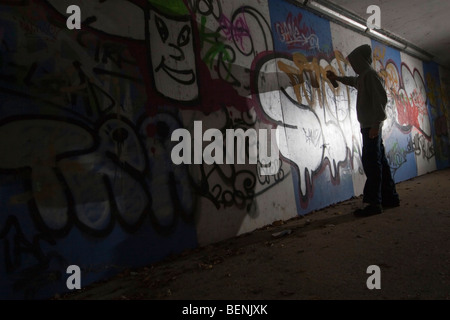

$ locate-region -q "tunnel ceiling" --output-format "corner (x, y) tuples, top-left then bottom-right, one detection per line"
(328, 0), (450, 68)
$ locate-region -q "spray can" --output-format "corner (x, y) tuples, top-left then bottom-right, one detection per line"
(326, 71), (339, 88)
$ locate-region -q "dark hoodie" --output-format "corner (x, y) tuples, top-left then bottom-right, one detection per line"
(339, 44), (387, 129)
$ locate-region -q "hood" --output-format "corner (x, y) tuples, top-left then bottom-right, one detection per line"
(347, 44), (373, 75)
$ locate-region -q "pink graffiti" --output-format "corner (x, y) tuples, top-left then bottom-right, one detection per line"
(219, 12), (251, 52)
(274, 13), (317, 50)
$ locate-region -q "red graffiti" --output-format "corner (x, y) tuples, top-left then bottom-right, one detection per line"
(394, 90), (420, 129)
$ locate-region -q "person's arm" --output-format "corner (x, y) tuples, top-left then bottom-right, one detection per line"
(326, 71), (357, 88)
(336, 75), (358, 88)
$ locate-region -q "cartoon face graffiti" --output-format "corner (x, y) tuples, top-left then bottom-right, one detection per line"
(149, 8), (198, 102)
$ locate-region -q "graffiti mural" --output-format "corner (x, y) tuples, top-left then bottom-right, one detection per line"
(370, 41), (421, 181)
(252, 0), (355, 212)
(191, 0), (273, 98)
(186, 107), (289, 212)
(148, 3), (199, 102)
(0, 0), (448, 300)
(0, 0), (198, 299)
(0, 0), (285, 299)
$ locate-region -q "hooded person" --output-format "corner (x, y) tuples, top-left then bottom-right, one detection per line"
(334, 44), (388, 131)
(327, 44), (400, 216)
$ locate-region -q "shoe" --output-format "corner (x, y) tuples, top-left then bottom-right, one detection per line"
(354, 204), (383, 217)
(382, 199), (400, 208)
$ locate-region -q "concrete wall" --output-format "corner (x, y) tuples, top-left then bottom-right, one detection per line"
(0, 0), (448, 299)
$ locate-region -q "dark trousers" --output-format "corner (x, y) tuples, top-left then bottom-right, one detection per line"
(361, 128), (399, 205)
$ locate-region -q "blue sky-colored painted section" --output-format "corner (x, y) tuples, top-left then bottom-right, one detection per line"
(292, 163), (354, 215)
(268, 0), (333, 58)
(0, 175), (198, 300)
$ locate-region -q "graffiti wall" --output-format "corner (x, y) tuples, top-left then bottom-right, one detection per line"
(0, 0), (448, 299)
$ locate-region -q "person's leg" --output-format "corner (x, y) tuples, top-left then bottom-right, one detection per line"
(356, 128), (383, 216)
(361, 128), (383, 204)
(380, 139), (400, 206)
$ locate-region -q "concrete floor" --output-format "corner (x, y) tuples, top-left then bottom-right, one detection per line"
(59, 167), (450, 301)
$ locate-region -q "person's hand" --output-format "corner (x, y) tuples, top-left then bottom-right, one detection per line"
(326, 71), (339, 88)
(369, 126), (380, 139)
(326, 70), (337, 81)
